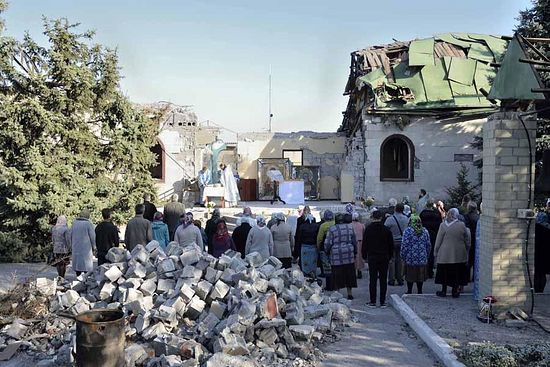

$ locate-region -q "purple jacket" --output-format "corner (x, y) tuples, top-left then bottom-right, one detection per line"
(212, 236), (236, 258)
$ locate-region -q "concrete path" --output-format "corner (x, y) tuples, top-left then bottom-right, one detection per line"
(320, 274), (455, 367)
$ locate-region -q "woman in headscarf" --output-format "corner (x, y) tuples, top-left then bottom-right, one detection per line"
(270, 213), (294, 269)
(434, 208), (471, 298)
(400, 214), (431, 294)
(71, 209), (96, 276)
(325, 213), (357, 299)
(152, 212), (170, 250)
(295, 213), (319, 279)
(294, 206), (312, 266)
(52, 215), (71, 278)
(174, 212), (204, 250)
(205, 209), (221, 254)
(245, 216), (273, 260)
(211, 220), (235, 258)
(351, 213), (366, 279)
(232, 217), (253, 258)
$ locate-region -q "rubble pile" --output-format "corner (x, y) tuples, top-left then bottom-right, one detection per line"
(1, 241), (352, 366)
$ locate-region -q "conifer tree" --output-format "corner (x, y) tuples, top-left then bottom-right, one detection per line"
(445, 164), (480, 208)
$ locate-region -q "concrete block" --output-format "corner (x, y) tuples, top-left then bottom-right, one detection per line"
(179, 283), (195, 303)
(186, 296), (206, 320)
(180, 265), (197, 279)
(34, 277), (57, 296)
(99, 282), (116, 301)
(220, 268), (236, 284)
(157, 279), (175, 294)
(284, 302), (304, 325)
(62, 290), (80, 307)
(289, 325), (315, 341)
(124, 343), (148, 367)
(180, 247), (201, 266)
(253, 278), (269, 293)
(156, 305), (177, 323)
(195, 280), (213, 300)
(266, 256), (283, 270)
(139, 279), (157, 296)
(131, 245), (150, 263)
(229, 257), (248, 272)
(267, 278), (284, 294)
(106, 247), (127, 263)
(258, 328), (278, 345)
(157, 258), (176, 275)
(216, 255), (233, 270)
(135, 312), (151, 333)
(145, 240), (161, 253)
(209, 280), (230, 300)
(205, 267), (222, 283)
(126, 262), (147, 279)
(210, 301), (227, 319)
(245, 252), (264, 267)
(164, 296), (186, 316)
(104, 266), (123, 282)
(141, 322), (168, 340)
(258, 264), (275, 278)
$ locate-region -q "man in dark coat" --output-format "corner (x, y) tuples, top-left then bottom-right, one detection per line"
(163, 194), (185, 241)
(95, 208), (119, 265)
(232, 217), (253, 258)
(143, 193), (157, 222)
(125, 204), (153, 251)
(420, 199), (443, 278)
(205, 209), (221, 254)
(363, 210), (394, 308)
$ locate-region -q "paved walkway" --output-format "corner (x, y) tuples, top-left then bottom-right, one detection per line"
(320, 274), (455, 367)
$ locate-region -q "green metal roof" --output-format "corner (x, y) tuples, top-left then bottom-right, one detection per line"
(358, 33), (508, 114)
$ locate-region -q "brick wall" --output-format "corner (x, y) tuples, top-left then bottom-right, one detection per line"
(479, 112), (536, 311)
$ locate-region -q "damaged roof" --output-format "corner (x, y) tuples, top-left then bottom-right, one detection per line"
(345, 33), (509, 114)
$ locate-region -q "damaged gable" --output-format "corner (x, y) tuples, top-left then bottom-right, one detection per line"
(344, 33), (508, 117)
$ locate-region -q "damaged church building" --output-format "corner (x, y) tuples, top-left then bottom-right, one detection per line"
(340, 33), (509, 204)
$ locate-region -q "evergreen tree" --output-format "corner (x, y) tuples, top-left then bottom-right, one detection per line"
(0, 8), (157, 260)
(445, 164), (480, 208)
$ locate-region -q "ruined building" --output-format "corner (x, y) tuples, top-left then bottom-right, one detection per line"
(340, 33), (510, 203)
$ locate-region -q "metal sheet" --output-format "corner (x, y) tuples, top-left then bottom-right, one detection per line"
(408, 38), (435, 66)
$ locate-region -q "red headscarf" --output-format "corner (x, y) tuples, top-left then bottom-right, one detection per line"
(214, 221), (230, 242)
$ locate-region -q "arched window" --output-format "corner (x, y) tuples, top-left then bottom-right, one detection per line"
(380, 135), (414, 181)
(150, 140), (165, 181)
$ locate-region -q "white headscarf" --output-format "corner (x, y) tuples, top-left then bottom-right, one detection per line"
(445, 208), (459, 227)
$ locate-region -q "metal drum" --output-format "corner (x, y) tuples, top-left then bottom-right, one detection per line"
(75, 309), (125, 367)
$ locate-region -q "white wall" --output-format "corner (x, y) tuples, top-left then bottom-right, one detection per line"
(363, 117), (484, 206)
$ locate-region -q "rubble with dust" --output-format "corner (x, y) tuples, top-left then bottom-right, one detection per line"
(0, 241), (352, 366)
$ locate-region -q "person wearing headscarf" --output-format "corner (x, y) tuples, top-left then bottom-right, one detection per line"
(317, 210), (335, 288)
(95, 208), (119, 265)
(52, 215), (71, 278)
(174, 212), (204, 250)
(193, 220), (208, 250)
(434, 208), (471, 298)
(71, 209), (96, 276)
(385, 203), (410, 286)
(205, 209), (221, 254)
(420, 199), (442, 278)
(152, 211), (170, 250)
(317, 210), (335, 249)
(232, 217), (253, 258)
(294, 206), (313, 265)
(267, 212), (278, 229)
(400, 214), (431, 294)
(163, 194), (185, 241)
(270, 213), (294, 269)
(245, 216), (273, 260)
(296, 213), (320, 279)
(125, 204), (153, 252)
(351, 212), (365, 279)
(325, 213), (358, 300)
(211, 220), (235, 258)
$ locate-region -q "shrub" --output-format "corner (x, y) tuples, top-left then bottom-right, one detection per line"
(0, 231), (28, 263)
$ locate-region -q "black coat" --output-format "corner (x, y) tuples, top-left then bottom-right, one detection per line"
(294, 216), (315, 258)
(232, 222), (252, 258)
(464, 212), (479, 267)
(420, 209), (442, 242)
(205, 216), (220, 254)
(296, 222), (319, 248)
(163, 201), (185, 237)
(95, 221), (119, 255)
(143, 201), (157, 222)
(362, 221), (394, 263)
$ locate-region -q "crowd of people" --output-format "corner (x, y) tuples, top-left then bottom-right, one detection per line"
(51, 189), (549, 307)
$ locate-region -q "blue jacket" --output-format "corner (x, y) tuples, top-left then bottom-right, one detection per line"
(152, 220), (170, 250)
(400, 227), (430, 266)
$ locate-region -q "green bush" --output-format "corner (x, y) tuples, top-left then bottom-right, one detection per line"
(0, 231), (28, 263)
(459, 343), (550, 367)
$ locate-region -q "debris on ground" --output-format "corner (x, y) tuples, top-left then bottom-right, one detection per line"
(0, 241), (352, 366)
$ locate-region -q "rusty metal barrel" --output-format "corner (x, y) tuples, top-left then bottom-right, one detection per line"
(75, 309), (125, 367)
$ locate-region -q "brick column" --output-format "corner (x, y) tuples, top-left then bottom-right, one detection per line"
(479, 112), (536, 311)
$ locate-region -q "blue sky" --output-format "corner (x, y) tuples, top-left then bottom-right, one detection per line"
(3, 0), (532, 133)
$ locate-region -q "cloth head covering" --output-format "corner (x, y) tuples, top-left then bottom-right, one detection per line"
(256, 215), (266, 227)
(445, 208), (460, 226)
(55, 215), (67, 226)
(403, 204), (412, 217)
(181, 212), (194, 229)
(323, 210), (334, 221)
(215, 220), (230, 242)
(345, 203), (354, 214)
(275, 212), (285, 223)
(153, 211), (164, 221)
(343, 213), (352, 224)
(352, 212), (360, 221)
(402, 196), (410, 205)
(236, 218), (242, 227)
(305, 213), (315, 223)
(388, 198), (398, 207)
(410, 214), (423, 235)
(300, 205), (311, 217)
(243, 207), (252, 217)
(79, 209), (91, 219)
(335, 213), (345, 224)
(212, 209), (220, 219)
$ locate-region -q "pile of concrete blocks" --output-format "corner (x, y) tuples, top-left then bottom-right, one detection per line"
(7, 241), (352, 366)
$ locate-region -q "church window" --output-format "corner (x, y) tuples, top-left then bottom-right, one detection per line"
(380, 135), (414, 181)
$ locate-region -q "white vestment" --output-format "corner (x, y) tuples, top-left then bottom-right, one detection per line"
(220, 165), (241, 207)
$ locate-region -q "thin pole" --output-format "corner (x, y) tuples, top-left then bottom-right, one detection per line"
(269, 65), (272, 132)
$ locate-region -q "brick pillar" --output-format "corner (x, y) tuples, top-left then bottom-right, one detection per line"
(479, 112), (536, 311)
